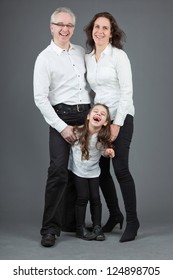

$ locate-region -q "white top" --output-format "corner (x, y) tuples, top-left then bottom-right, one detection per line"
(68, 133), (104, 178)
(85, 44), (134, 126)
(33, 40), (91, 132)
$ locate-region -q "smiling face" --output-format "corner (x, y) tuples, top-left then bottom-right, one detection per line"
(50, 12), (75, 49)
(92, 17), (112, 49)
(88, 104), (109, 131)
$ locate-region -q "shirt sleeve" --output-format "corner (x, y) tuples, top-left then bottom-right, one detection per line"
(113, 50), (133, 126)
(33, 55), (67, 133)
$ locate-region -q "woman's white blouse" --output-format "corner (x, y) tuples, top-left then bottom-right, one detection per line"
(85, 44), (135, 126)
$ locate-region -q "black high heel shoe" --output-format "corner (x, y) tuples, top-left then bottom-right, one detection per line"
(119, 220), (140, 242)
(102, 213), (124, 232)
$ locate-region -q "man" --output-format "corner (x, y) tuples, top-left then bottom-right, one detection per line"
(33, 7), (91, 247)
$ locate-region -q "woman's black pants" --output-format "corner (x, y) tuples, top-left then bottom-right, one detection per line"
(99, 114), (138, 224)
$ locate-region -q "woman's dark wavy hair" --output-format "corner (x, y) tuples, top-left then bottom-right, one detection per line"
(74, 103), (113, 160)
(84, 12), (126, 52)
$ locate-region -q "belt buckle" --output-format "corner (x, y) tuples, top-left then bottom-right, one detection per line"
(77, 104), (82, 112)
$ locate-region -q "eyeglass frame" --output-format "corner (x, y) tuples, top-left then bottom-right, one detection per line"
(51, 22), (75, 29)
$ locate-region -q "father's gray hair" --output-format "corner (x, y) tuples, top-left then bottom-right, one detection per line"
(50, 7), (76, 25)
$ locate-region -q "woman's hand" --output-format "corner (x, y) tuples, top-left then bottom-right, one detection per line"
(110, 124), (120, 142)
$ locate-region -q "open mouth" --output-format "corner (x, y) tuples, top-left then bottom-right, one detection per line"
(59, 32), (69, 37)
(93, 116), (101, 122)
(95, 35), (104, 39)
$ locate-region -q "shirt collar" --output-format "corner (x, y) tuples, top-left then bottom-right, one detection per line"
(102, 43), (112, 55)
(91, 43), (112, 57)
(50, 40), (75, 55)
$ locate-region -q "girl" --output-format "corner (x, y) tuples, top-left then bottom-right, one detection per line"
(68, 104), (115, 241)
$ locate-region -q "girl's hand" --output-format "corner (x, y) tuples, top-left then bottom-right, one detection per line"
(105, 148), (115, 158)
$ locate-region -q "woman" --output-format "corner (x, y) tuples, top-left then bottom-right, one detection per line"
(84, 12), (140, 242)
(68, 104), (115, 241)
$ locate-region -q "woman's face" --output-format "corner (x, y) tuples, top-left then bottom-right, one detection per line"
(92, 17), (112, 48)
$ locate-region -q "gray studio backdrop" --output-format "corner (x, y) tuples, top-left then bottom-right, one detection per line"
(0, 0), (173, 229)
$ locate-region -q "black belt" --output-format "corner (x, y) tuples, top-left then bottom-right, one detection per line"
(53, 103), (90, 113)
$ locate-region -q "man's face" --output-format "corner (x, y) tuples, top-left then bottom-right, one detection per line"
(50, 12), (75, 48)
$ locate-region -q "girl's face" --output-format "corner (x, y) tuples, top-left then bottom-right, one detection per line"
(88, 105), (108, 128)
(92, 17), (112, 48)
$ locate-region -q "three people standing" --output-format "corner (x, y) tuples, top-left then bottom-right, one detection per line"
(33, 7), (139, 246)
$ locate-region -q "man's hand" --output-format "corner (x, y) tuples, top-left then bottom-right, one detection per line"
(60, 126), (77, 144)
(110, 124), (120, 142)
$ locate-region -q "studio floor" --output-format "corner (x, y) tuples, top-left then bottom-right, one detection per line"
(0, 221), (173, 260)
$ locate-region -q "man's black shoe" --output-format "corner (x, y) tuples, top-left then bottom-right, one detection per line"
(41, 233), (56, 247)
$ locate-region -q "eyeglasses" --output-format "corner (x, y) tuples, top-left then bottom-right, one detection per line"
(52, 22), (75, 29)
